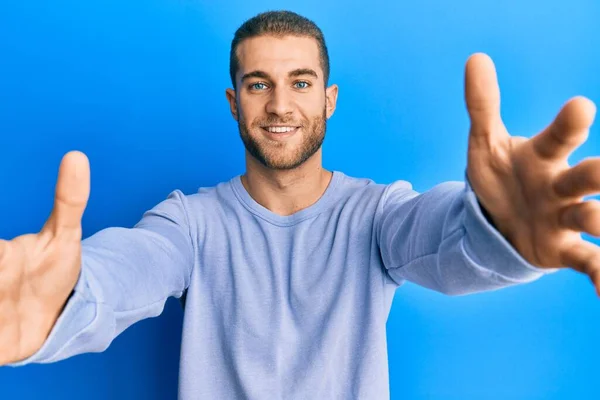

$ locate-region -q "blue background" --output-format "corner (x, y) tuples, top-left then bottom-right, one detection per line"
(1, 1), (599, 399)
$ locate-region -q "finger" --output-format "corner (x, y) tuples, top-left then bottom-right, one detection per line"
(559, 199), (600, 237)
(43, 151), (90, 236)
(531, 96), (596, 161)
(464, 53), (505, 139)
(560, 240), (600, 297)
(553, 157), (600, 198)
(0, 239), (7, 268)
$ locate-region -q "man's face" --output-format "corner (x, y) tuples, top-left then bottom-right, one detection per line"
(226, 35), (338, 170)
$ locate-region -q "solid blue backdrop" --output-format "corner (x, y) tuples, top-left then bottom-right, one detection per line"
(0, 1), (598, 399)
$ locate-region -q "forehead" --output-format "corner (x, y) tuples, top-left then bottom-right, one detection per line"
(236, 35), (322, 79)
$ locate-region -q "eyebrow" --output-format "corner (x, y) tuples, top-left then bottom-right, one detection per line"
(240, 68), (319, 83)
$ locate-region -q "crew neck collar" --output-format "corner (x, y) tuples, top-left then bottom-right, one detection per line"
(230, 171), (342, 226)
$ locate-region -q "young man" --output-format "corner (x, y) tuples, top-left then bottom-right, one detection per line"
(2, 10), (599, 399)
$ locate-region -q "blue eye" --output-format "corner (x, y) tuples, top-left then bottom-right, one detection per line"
(251, 82), (267, 90)
(295, 81), (310, 89)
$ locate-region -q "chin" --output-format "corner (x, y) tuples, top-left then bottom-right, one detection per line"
(260, 156), (306, 171)
(241, 128), (323, 171)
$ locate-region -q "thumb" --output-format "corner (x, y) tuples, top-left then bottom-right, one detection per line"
(43, 151), (90, 236)
(465, 53), (505, 137)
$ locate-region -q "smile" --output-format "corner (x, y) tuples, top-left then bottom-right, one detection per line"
(263, 126), (299, 133)
(261, 126), (300, 140)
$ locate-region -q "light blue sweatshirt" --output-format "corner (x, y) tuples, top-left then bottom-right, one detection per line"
(9, 171), (553, 399)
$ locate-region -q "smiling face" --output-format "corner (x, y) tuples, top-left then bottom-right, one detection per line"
(226, 35), (338, 170)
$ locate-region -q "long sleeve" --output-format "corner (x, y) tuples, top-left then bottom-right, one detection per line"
(376, 175), (558, 295)
(8, 189), (196, 366)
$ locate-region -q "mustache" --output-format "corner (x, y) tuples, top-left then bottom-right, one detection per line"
(252, 117), (305, 128)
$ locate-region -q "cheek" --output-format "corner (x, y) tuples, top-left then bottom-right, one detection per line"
(239, 92), (265, 109)
(239, 101), (264, 126)
(299, 95), (326, 114)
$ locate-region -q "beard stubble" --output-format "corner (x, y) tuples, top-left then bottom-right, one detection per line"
(238, 108), (327, 170)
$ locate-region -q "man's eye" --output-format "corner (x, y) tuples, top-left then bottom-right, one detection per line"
(294, 81), (310, 89)
(250, 82), (267, 90)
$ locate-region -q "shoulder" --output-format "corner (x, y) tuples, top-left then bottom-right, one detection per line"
(335, 171), (414, 203)
(154, 177), (237, 222)
(182, 177), (238, 212)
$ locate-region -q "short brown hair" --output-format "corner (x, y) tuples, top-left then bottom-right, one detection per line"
(229, 10), (330, 89)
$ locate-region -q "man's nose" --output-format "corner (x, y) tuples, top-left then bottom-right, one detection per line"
(265, 86), (294, 117)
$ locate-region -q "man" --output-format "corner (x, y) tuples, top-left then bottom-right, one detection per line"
(1, 9), (599, 399)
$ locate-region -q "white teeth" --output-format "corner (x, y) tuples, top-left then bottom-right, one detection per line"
(266, 126), (296, 133)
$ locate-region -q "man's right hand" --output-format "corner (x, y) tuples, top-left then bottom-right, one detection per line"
(0, 151), (90, 365)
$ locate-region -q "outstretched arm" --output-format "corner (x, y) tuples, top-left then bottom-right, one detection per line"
(378, 53), (599, 296)
(377, 175), (555, 295)
(2, 152), (195, 366)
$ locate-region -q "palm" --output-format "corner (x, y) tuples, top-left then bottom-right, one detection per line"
(0, 233), (81, 360)
(464, 53), (600, 294)
(0, 151), (89, 364)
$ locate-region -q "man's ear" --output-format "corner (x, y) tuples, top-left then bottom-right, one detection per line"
(325, 84), (339, 119)
(225, 88), (238, 121)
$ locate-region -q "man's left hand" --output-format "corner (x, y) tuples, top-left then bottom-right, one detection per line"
(464, 53), (600, 296)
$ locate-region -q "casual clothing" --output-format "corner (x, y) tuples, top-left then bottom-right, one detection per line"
(10, 171), (553, 399)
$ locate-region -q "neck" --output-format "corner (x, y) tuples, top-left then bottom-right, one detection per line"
(241, 150), (333, 216)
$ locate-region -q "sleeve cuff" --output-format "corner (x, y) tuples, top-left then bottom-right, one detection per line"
(5, 264), (107, 366)
(463, 171), (559, 281)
